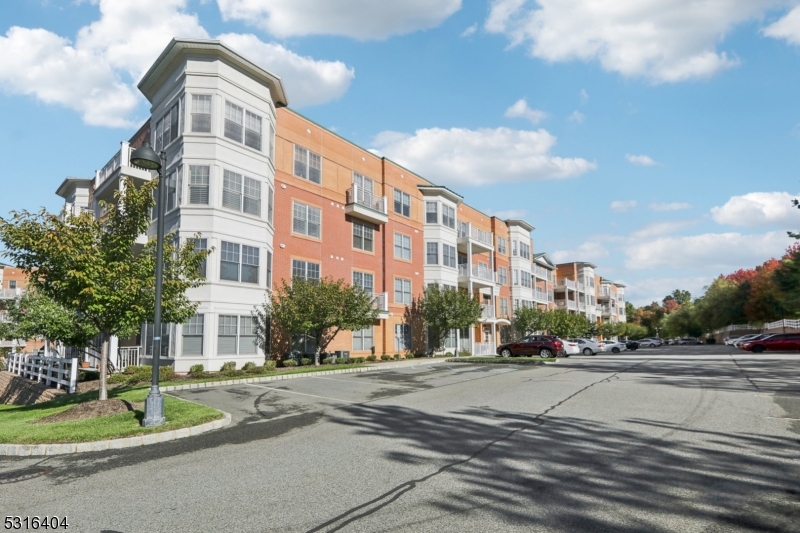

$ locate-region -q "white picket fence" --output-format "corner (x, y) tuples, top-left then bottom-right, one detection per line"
(763, 319), (800, 330)
(714, 319), (800, 334)
(6, 353), (78, 394)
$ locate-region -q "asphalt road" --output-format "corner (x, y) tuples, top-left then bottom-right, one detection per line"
(2, 346), (800, 532)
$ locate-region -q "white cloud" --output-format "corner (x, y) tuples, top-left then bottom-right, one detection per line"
(711, 191), (799, 227)
(552, 241), (610, 263)
(217, 0), (462, 40)
(371, 126), (596, 187)
(483, 0), (786, 82)
(626, 154), (658, 166)
(624, 231), (790, 270)
(624, 276), (710, 307)
(485, 208), (528, 220)
(580, 88), (589, 102)
(763, 6), (800, 45)
(461, 23), (478, 37)
(650, 202), (691, 211)
(504, 98), (547, 124)
(0, 0), (356, 126)
(567, 110), (585, 123)
(610, 200), (637, 212)
(216, 34), (354, 107)
(629, 219), (700, 239)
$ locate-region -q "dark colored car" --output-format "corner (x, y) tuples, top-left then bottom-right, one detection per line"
(677, 338), (702, 345)
(497, 335), (565, 358)
(739, 333), (800, 353)
(625, 340), (639, 351)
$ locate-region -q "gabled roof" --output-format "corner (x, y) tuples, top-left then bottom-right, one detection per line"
(417, 185), (463, 204)
(505, 219), (535, 232)
(55, 177), (93, 199)
(138, 39), (289, 107)
(533, 252), (556, 269)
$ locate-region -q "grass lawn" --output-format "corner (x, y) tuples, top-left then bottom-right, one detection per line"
(446, 357), (557, 364)
(158, 363), (370, 387)
(0, 387), (223, 445)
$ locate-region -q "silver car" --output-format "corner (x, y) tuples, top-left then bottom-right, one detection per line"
(638, 338), (663, 348)
(569, 338), (604, 356)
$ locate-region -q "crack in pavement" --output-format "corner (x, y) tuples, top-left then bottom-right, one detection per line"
(304, 360), (647, 533)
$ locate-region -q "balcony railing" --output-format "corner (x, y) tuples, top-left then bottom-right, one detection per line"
(556, 300), (577, 310)
(533, 265), (550, 279)
(346, 185), (387, 215)
(60, 204), (94, 221)
(117, 347), (141, 371)
(459, 263), (496, 283)
(548, 291), (554, 302)
(96, 141), (139, 187)
(0, 288), (24, 299)
(579, 302), (587, 311)
(578, 282), (586, 292)
(480, 304), (495, 319)
(458, 222), (493, 248)
(557, 279), (576, 290)
(534, 290), (547, 302)
(372, 292), (388, 313)
(473, 342), (496, 356)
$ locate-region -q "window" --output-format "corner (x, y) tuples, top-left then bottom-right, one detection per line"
(353, 326), (374, 351)
(500, 298), (509, 317)
(143, 323), (171, 357)
(497, 236), (507, 255)
(443, 244), (456, 268)
(512, 240), (518, 256)
(182, 314), (204, 355)
(153, 101), (180, 152)
(166, 171), (177, 212)
(294, 145), (321, 184)
(353, 172), (374, 194)
(224, 101), (244, 143)
(393, 189), (410, 217)
(267, 185), (274, 224)
(244, 111), (262, 151)
(222, 170), (243, 212)
(242, 176), (261, 216)
(266, 250), (273, 288)
(395, 323), (412, 351)
(520, 242), (531, 260)
(498, 267), (508, 285)
(293, 201), (321, 238)
(395, 278), (412, 304)
(353, 221), (374, 252)
(189, 238), (207, 278)
(353, 271), (374, 294)
(218, 315), (238, 355)
(394, 233), (411, 260)
(239, 315), (258, 355)
(514, 299), (520, 311)
(220, 241), (259, 284)
(292, 259), (320, 281)
(426, 242), (438, 265)
(426, 202), (438, 223)
(189, 166), (209, 205)
(522, 271), (532, 288)
(191, 95), (212, 133)
(442, 205), (456, 229)
(268, 121), (275, 162)
(8, 280), (17, 289)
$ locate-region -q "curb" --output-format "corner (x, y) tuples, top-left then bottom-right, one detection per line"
(0, 411), (232, 456)
(160, 359), (445, 393)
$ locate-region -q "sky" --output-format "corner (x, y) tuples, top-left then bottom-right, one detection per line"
(1, 0), (800, 306)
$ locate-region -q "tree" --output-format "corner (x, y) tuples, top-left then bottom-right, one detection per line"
(0, 177), (208, 400)
(743, 258), (786, 322)
(0, 289), (97, 349)
(513, 306), (551, 337)
(625, 301), (636, 320)
(773, 244), (800, 317)
(635, 302), (665, 336)
(661, 303), (703, 338)
(260, 277), (378, 365)
(414, 285), (482, 353)
(597, 322), (619, 339)
(547, 310), (591, 338)
(668, 289), (692, 305)
(662, 298), (680, 314)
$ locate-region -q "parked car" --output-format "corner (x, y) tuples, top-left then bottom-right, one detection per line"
(558, 338), (579, 356)
(739, 333), (800, 353)
(724, 336), (742, 345)
(732, 334), (763, 347)
(497, 335), (565, 358)
(598, 340), (627, 354)
(569, 338), (604, 356)
(677, 338), (702, 345)
(637, 338), (663, 348)
(625, 340), (639, 351)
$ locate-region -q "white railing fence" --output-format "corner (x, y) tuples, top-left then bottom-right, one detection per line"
(763, 318), (800, 330)
(372, 292), (388, 313)
(117, 347), (141, 370)
(7, 353), (78, 393)
(347, 185), (387, 214)
(480, 304), (495, 319)
(473, 342), (496, 356)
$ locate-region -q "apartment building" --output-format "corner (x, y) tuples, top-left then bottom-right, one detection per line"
(52, 37), (567, 370)
(0, 263), (44, 352)
(554, 262), (626, 324)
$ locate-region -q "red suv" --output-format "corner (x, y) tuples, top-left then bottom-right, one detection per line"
(497, 335), (565, 358)
(739, 334), (800, 353)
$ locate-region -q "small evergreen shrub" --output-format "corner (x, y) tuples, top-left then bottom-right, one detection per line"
(366, 355), (377, 362)
(242, 362), (258, 371)
(322, 357), (333, 365)
(414, 352), (424, 358)
(301, 358), (311, 366)
(108, 365), (175, 384)
(458, 349), (471, 357)
(220, 361), (237, 372)
(393, 354), (402, 360)
(352, 357), (366, 363)
(380, 354), (392, 361)
(189, 364), (205, 375)
(263, 360), (276, 372)
(445, 351), (453, 357)
(405, 353), (415, 359)
(283, 359), (298, 367)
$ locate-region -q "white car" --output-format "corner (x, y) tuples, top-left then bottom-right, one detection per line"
(638, 338), (663, 348)
(598, 341), (627, 354)
(733, 334), (762, 347)
(558, 338), (579, 356)
(723, 336), (741, 345)
(569, 338), (604, 356)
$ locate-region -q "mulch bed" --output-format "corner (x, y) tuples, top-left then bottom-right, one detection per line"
(34, 399), (141, 424)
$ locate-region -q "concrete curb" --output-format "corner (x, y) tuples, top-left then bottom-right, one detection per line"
(160, 359), (445, 393)
(0, 411), (232, 457)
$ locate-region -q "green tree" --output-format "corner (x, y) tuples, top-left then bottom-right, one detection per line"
(0, 177), (208, 400)
(414, 285), (482, 353)
(668, 289), (692, 305)
(0, 289), (97, 349)
(260, 277), (379, 365)
(661, 303), (704, 338)
(773, 245), (800, 317)
(547, 310), (591, 338)
(625, 301), (636, 320)
(513, 306), (551, 337)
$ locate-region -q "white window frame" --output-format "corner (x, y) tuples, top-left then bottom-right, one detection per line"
(353, 221), (374, 252)
(292, 259), (320, 281)
(393, 189), (410, 217)
(293, 201), (321, 238)
(394, 233), (411, 260)
(395, 278), (412, 304)
(294, 145), (322, 184)
(191, 94), (212, 133)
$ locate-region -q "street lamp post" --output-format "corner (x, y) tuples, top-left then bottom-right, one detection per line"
(130, 141), (167, 427)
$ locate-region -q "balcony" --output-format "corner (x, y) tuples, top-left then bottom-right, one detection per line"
(577, 282), (586, 292)
(600, 305), (614, 317)
(372, 292), (389, 318)
(0, 288), (24, 299)
(555, 279), (576, 291)
(534, 290), (547, 303)
(480, 304), (496, 320)
(345, 185), (388, 225)
(458, 263), (496, 288)
(556, 300), (577, 311)
(457, 222), (493, 253)
(533, 265), (550, 280)
(93, 141), (153, 202)
(60, 204), (95, 221)
(579, 302), (586, 312)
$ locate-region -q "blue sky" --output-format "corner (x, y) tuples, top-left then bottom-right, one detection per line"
(2, 0), (800, 306)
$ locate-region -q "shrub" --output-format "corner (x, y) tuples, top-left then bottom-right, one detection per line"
(444, 351), (453, 357)
(414, 352), (424, 358)
(322, 357), (333, 365)
(263, 360), (277, 372)
(242, 362), (257, 371)
(301, 358), (311, 366)
(108, 365), (175, 385)
(352, 357), (366, 364)
(393, 354), (402, 360)
(189, 364), (205, 375)
(0, 357), (6, 372)
(380, 354), (392, 361)
(220, 361), (237, 372)
(337, 358), (348, 364)
(366, 355), (377, 362)
(458, 349), (471, 357)
(405, 353), (414, 359)
(282, 359), (298, 367)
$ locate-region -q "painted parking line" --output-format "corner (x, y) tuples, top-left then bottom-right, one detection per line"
(246, 383), (358, 404)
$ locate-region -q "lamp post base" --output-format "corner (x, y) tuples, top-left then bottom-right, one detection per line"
(142, 386), (166, 427)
